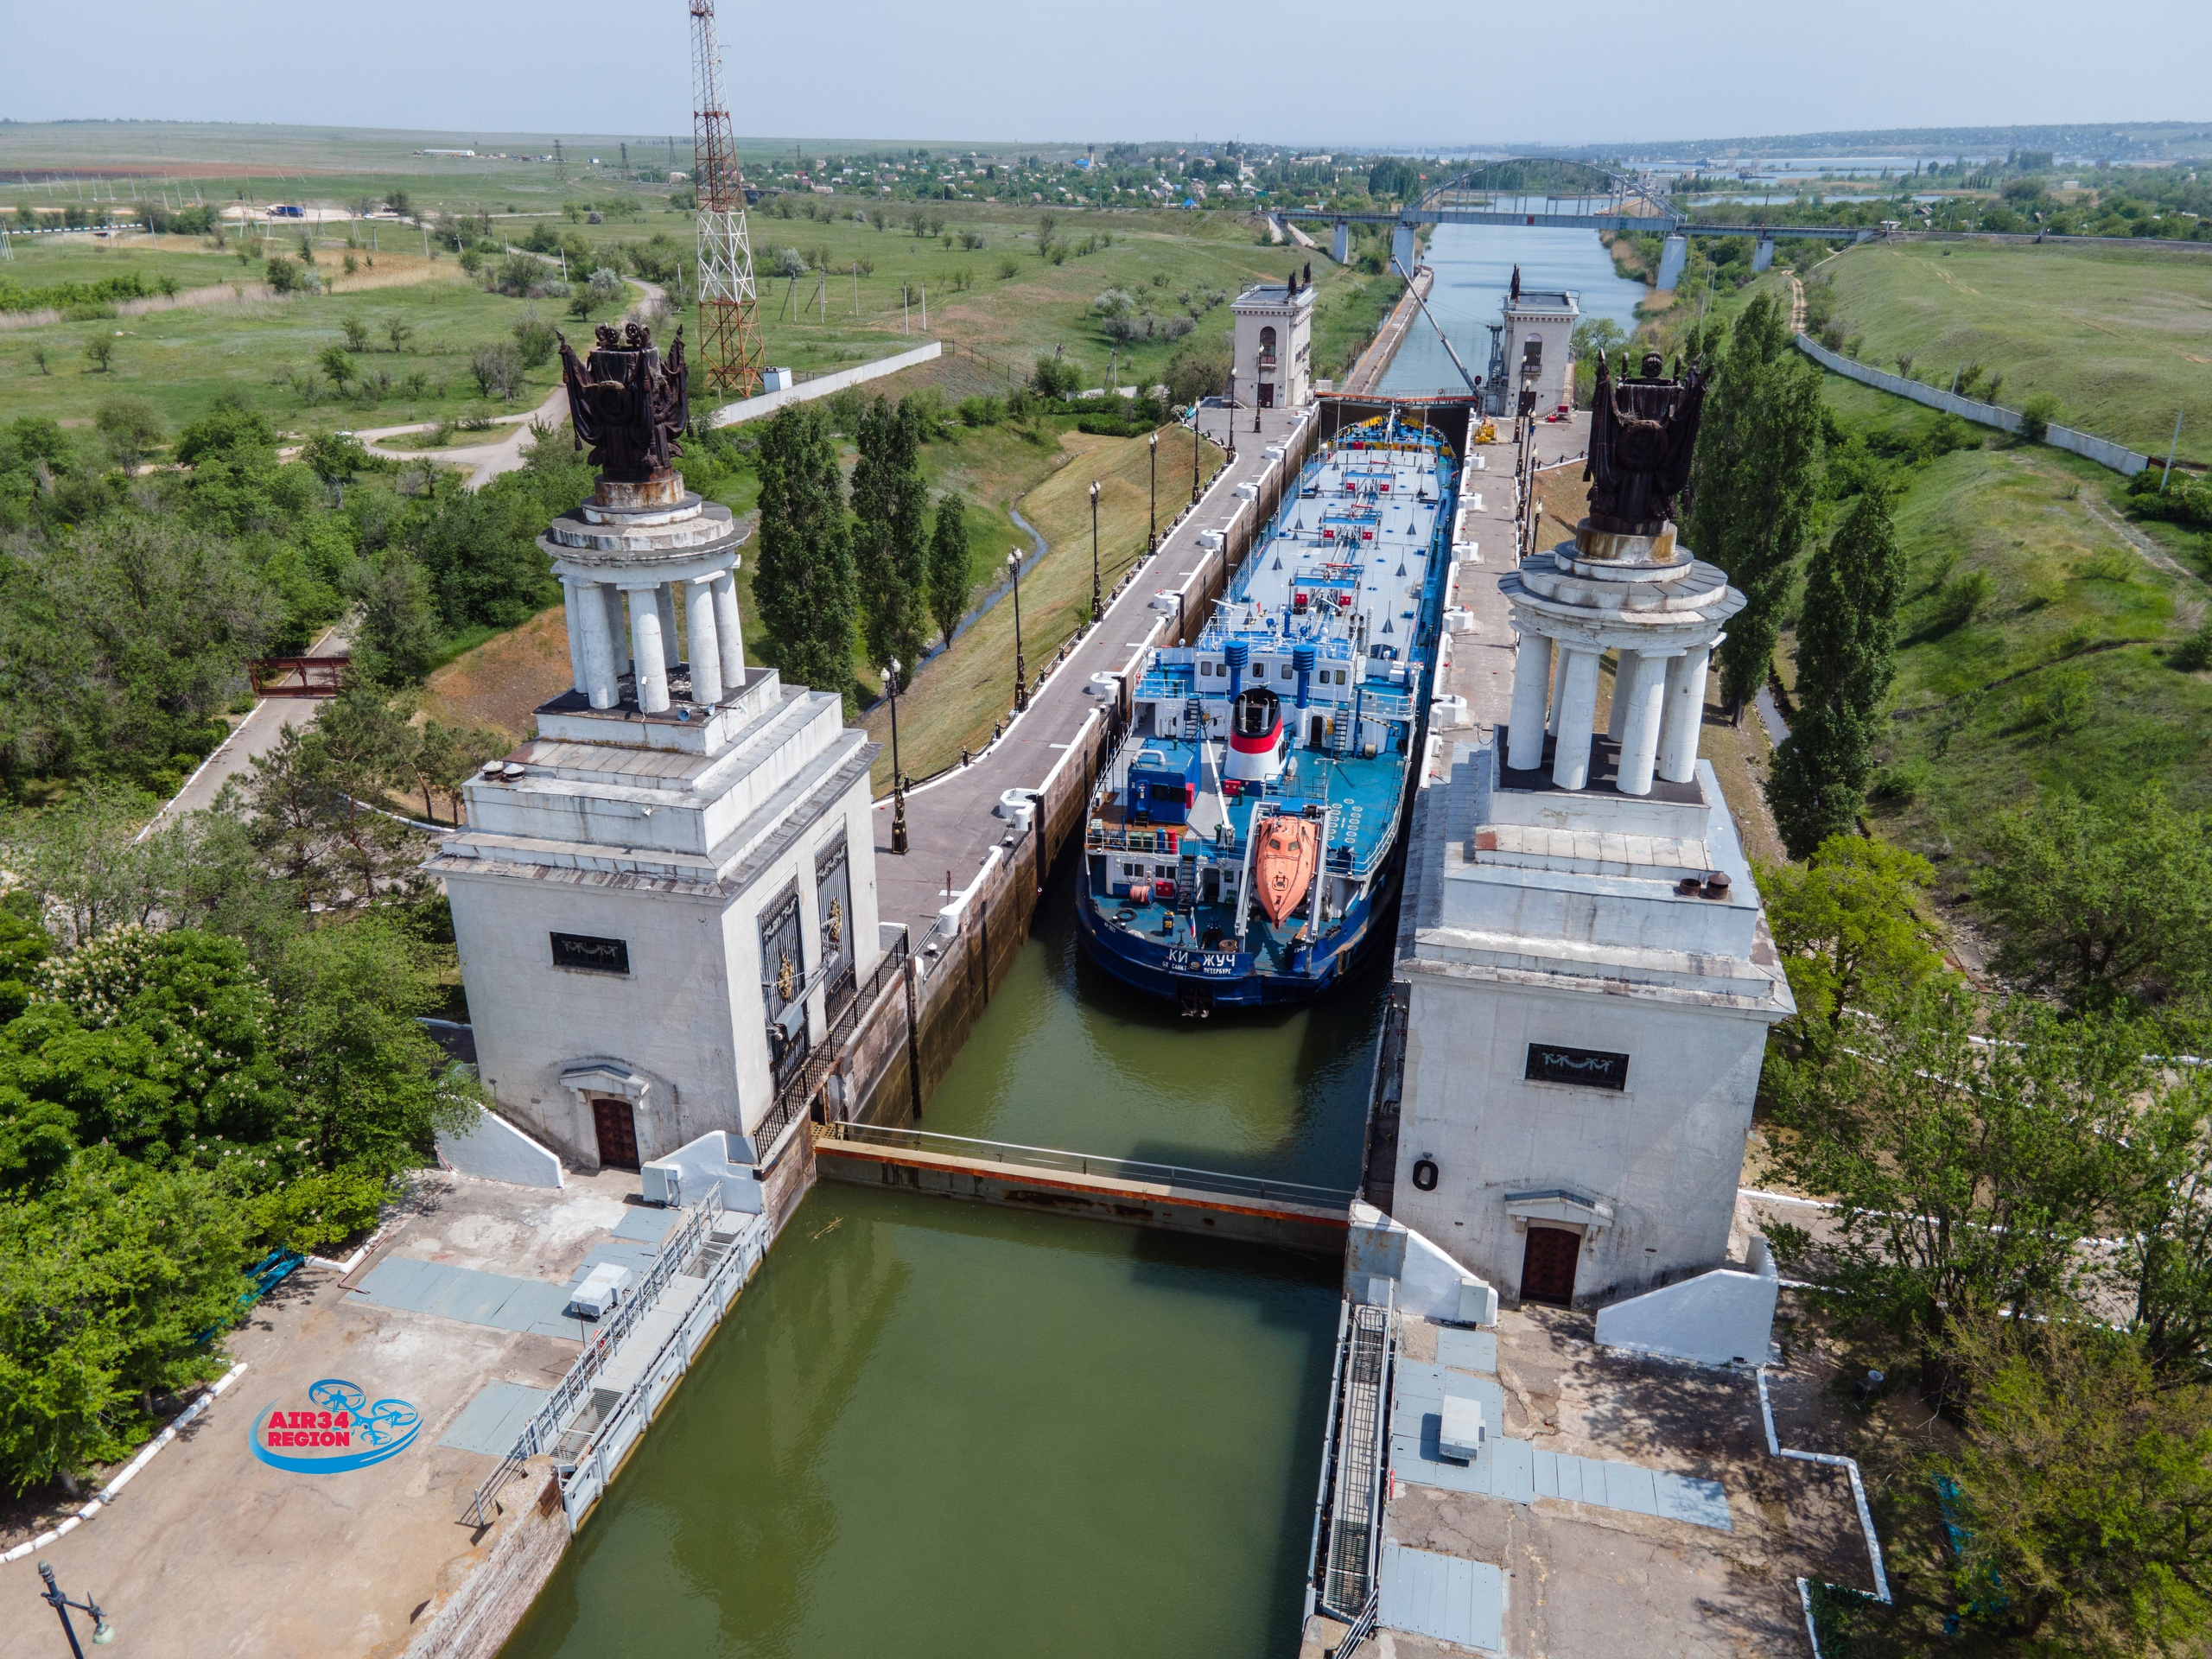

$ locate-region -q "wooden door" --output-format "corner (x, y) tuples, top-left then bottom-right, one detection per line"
(591, 1098), (640, 1171)
(1520, 1227), (1580, 1306)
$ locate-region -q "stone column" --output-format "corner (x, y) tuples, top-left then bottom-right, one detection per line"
(628, 588), (670, 713)
(601, 586), (632, 677)
(1657, 643), (1713, 785)
(561, 579), (588, 693)
(712, 570), (745, 690)
(1606, 649), (1642, 740)
(1549, 646), (1601, 791)
(655, 584), (681, 671)
(1545, 645), (1567, 734)
(1615, 652), (1669, 796)
(686, 577), (723, 706)
(574, 579), (620, 709)
(1505, 630), (1553, 772)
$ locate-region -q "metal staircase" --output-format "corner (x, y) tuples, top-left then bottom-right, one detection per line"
(1183, 695), (1208, 740)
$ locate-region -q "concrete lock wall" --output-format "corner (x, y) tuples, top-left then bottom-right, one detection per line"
(403, 1460), (569, 1659)
(1345, 1203), (1499, 1323)
(437, 1104), (565, 1189)
(1796, 334), (2150, 476)
(1594, 1236), (1779, 1369)
(641, 1129), (766, 1214)
(708, 342), (944, 429)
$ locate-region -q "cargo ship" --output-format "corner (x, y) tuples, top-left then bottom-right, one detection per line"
(1077, 410), (1460, 1011)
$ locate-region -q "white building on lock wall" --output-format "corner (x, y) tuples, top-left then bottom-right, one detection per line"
(1385, 515), (1793, 1311)
(1231, 275), (1317, 411)
(429, 472), (880, 1175)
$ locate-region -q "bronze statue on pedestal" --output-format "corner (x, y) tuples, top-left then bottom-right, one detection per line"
(557, 321), (690, 483)
(1583, 350), (1706, 537)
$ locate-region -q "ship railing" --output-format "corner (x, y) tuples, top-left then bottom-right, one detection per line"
(1356, 690), (1417, 722)
(818, 1122), (1357, 1211)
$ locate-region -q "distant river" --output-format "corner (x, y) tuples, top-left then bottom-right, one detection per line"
(1381, 222), (1651, 396)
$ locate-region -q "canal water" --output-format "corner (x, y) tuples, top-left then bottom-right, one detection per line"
(1382, 222), (1652, 397)
(501, 858), (1388, 1658)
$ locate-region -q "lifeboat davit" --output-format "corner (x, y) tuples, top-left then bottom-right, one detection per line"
(1253, 815), (1319, 925)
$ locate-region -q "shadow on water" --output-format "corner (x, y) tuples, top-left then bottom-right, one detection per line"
(500, 1185), (1340, 1659)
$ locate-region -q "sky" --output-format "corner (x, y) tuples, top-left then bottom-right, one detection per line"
(1, 0), (2205, 151)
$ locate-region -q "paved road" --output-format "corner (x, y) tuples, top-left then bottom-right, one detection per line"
(874, 402), (1314, 938)
(149, 623), (352, 830)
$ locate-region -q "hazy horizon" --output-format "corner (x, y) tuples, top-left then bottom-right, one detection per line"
(1, 0), (2204, 153)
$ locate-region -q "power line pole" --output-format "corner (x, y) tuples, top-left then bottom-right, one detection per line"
(690, 0), (763, 396)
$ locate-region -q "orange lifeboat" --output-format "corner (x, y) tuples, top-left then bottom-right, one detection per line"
(1252, 815), (1319, 925)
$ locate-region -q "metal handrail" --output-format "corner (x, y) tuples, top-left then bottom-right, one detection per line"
(461, 1188), (727, 1526)
(553, 1207), (770, 1511)
(1336, 1591), (1382, 1655)
(818, 1121), (1356, 1209)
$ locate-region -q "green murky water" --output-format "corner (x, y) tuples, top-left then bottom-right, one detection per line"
(500, 860), (1385, 1658)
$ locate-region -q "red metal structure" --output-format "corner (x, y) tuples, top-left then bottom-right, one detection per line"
(690, 0), (763, 397)
(250, 656), (349, 697)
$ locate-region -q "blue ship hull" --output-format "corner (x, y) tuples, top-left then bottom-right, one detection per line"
(1077, 861), (1398, 1008)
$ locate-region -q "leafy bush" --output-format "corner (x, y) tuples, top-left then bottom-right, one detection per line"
(1930, 568), (1995, 630)
(2018, 667), (2094, 734)
(468, 342), (521, 400)
(1029, 354), (1082, 399)
(2018, 392), (2061, 444)
(512, 309), (557, 371)
(957, 395), (1004, 428)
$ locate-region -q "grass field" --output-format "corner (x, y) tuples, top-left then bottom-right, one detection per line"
(1796, 378), (2212, 892)
(0, 233), (600, 436)
(1818, 239), (2212, 464)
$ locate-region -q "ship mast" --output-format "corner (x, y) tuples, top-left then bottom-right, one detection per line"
(690, 0), (764, 397)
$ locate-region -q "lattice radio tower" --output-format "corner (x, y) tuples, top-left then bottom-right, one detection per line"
(689, 0), (763, 397)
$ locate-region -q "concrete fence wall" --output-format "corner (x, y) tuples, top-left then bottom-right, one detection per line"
(707, 341), (944, 429)
(1795, 333), (2148, 476)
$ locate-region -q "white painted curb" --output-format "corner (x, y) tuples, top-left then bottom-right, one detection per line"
(0, 1362), (248, 1563)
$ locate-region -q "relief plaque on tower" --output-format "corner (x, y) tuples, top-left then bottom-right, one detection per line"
(1579, 351), (1707, 562)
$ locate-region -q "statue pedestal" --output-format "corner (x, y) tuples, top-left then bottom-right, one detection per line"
(594, 473), (688, 512)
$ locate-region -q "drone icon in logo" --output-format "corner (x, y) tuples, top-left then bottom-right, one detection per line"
(253, 1377), (423, 1473)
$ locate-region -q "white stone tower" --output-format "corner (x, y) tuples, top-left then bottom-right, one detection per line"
(1499, 515), (1740, 798)
(1385, 508), (1793, 1313)
(432, 469), (880, 1177)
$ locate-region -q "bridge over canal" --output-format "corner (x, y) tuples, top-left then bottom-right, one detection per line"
(1281, 156), (1885, 286)
(814, 1122), (1355, 1254)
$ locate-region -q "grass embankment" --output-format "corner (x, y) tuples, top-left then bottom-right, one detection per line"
(1818, 240), (2212, 465)
(861, 422), (1222, 787)
(745, 204), (1369, 391)
(1800, 378), (2212, 892)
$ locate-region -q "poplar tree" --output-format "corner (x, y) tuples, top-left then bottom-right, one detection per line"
(751, 404), (857, 701)
(925, 489), (973, 649)
(1686, 291), (1823, 710)
(849, 397), (930, 675)
(1767, 489), (1905, 860)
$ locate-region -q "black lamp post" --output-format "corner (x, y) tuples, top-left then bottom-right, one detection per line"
(1147, 429), (1159, 552)
(1007, 547), (1028, 714)
(1226, 370), (1237, 461)
(38, 1562), (115, 1656)
(1190, 412), (1202, 505)
(887, 657), (907, 855)
(1089, 479), (1102, 623)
